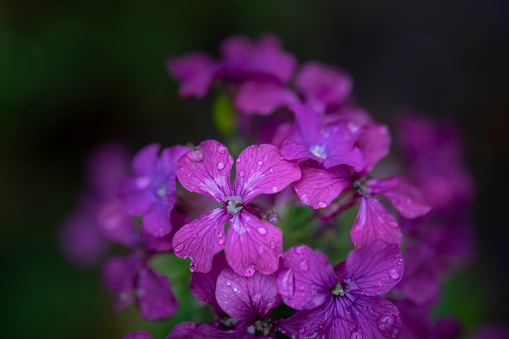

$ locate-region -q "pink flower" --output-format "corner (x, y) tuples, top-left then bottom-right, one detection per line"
(173, 140), (301, 276)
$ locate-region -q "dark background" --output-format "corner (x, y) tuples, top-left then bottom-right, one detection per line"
(1, 0), (508, 338)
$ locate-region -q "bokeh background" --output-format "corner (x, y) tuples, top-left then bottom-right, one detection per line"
(1, 0), (508, 338)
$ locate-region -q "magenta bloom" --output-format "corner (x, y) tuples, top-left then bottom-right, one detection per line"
(119, 143), (187, 237)
(173, 140), (301, 276)
(102, 252), (178, 321)
(122, 332), (153, 339)
(168, 34), (297, 115)
(292, 123), (430, 249)
(280, 104), (364, 171)
(277, 240), (403, 338)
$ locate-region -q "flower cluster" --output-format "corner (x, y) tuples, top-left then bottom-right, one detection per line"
(60, 35), (481, 338)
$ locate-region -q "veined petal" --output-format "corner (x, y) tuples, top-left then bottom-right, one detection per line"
(177, 140), (234, 204)
(370, 176), (431, 219)
(161, 145), (188, 177)
(190, 253), (230, 316)
(342, 239), (404, 295)
(216, 268), (280, 322)
(142, 197), (175, 237)
(357, 124), (391, 175)
(277, 245), (337, 310)
(234, 144), (301, 202)
(293, 162), (352, 209)
(172, 208), (230, 273)
(350, 197), (401, 250)
(137, 265), (179, 321)
(225, 211), (283, 277)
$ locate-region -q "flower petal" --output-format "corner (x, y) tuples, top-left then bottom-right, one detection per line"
(235, 80), (297, 115)
(172, 208), (230, 273)
(137, 265), (179, 321)
(177, 140), (234, 204)
(277, 245), (336, 310)
(119, 177), (157, 215)
(293, 162), (352, 209)
(225, 211), (283, 277)
(342, 239), (404, 295)
(102, 253), (141, 311)
(97, 199), (138, 247)
(357, 124), (391, 175)
(142, 197), (175, 237)
(234, 144), (301, 202)
(122, 332), (153, 339)
(216, 268), (280, 322)
(350, 197), (401, 250)
(133, 143), (160, 176)
(190, 253), (230, 316)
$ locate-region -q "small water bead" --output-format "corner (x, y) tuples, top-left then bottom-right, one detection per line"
(217, 162), (225, 170)
(377, 316), (394, 331)
(299, 260), (309, 272)
(233, 287), (238, 292)
(190, 262), (197, 272)
(244, 265), (256, 277)
(239, 170), (246, 177)
(328, 185), (333, 190)
(217, 145), (228, 154)
(294, 245), (306, 254)
(236, 158), (241, 163)
(269, 168), (274, 174)
(257, 227), (267, 235)
(347, 121), (360, 133)
(318, 201), (327, 208)
(351, 332), (362, 339)
(187, 147), (204, 162)
(272, 186), (278, 192)
(269, 241), (276, 249)
(174, 243), (184, 253)
(191, 164), (197, 170)
(389, 268), (400, 279)
(257, 160), (263, 166)
(226, 281), (231, 286)
(218, 238), (225, 245)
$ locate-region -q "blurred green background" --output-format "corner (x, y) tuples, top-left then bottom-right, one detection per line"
(1, 0), (508, 338)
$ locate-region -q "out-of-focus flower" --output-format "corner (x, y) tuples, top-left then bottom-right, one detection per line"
(173, 140), (301, 277)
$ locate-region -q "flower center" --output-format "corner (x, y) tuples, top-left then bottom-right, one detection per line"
(156, 185), (167, 198)
(309, 144), (327, 159)
(331, 282), (345, 296)
(353, 180), (370, 198)
(225, 196), (244, 214)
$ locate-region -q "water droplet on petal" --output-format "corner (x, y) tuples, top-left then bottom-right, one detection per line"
(217, 162), (225, 170)
(244, 265), (256, 277)
(174, 243), (185, 253)
(187, 147), (204, 162)
(217, 145), (227, 154)
(272, 186), (278, 192)
(328, 185), (333, 191)
(192, 233), (198, 238)
(239, 170), (246, 177)
(189, 261), (196, 272)
(233, 286), (238, 292)
(377, 315), (394, 331)
(295, 245), (306, 254)
(257, 160), (263, 166)
(299, 260), (309, 271)
(269, 168), (274, 174)
(218, 237), (225, 245)
(318, 201), (327, 208)
(236, 158), (241, 163)
(389, 268), (400, 279)
(257, 227), (267, 235)
(351, 332), (362, 339)
(347, 121), (360, 133)
(226, 280), (231, 286)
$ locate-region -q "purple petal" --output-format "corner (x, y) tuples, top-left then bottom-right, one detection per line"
(102, 253), (141, 311)
(234, 144), (301, 203)
(119, 177), (157, 215)
(293, 162), (352, 209)
(172, 208), (230, 273)
(123, 332), (153, 339)
(177, 140), (234, 204)
(216, 268), (280, 322)
(296, 62), (352, 108)
(370, 176), (431, 219)
(133, 143), (160, 176)
(137, 265), (179, 321)
(190, 253), (230, 315)
(142, 208), (190, 253)
(350, 295), (401, 338)
(277, 245), (336, 310)
(168, 323), (258, 339)
(281, 105), (364, 170)
(342, 239), (404, 295)
(97, 199), (138, 247)
(167, 53), (220, 98)
(235, 80), (297, 115)
(161, 145), (189, 177)
(142, 197), (175, 237)
(350, 197), (401, 250)
(225, 211), (283, 277)
(430, 318), (462, 339)
(357, 124), (391, 175)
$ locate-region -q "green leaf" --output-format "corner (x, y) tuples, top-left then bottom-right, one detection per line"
(212, 94), (235, 136)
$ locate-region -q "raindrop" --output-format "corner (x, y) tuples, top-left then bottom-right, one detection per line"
(389, 268), (400, 279)
(217, 145), (227, 154)
(347, 121), (360, 133)
(226, 281), (231, 286)
(318, 201), (327, 208)
(257, 160), (263, 166)
(190, 262), (196, 272)
(174, 243), (185, 253)
(269, 168), (274, 174)
(328, 185), (333, 191)
(295, 245), (306, 254)
(272, 186), (278, 192)
(236, 158), (241, 163)
(217, 162), (225, 170)
(377, 316), (394, 331)
(299, 260), (309, 272)
(218, 238), (225, 245)
(186, 147), (204, 162)
(351, 332), (362, 339)
(239, 170), (246, 177)
(257, 227), (267, 235)
(244, 265), (256, 277)
(233, 287), (238, 292)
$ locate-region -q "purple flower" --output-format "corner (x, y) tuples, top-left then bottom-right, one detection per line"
(168, 34), (297, 115)
(119, 143), (187, 237)
(277, 240), (403, 338)
(280, 104), (364, 171)
(173, 140), (301, 276)
(122, 332), (153, 339)
(102, 251), (179, 321)
(292, 123), (430, 249)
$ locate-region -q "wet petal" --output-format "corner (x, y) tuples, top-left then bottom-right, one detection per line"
(160, 145), (189, 177)
(357, 124), (391, 175)
(234, 144), (301, 202)
(216, 268), (280, 322)
(225, 211), (283, 277)
(293, 162), (352, 209)
(137, 265), (179, 321)
(122, 332), (153, 339)
(167, 53), (220, 97)
(235, 80), (297, 115)
(172, 208), (230, 273)
(350, 197), (401, 250)
(177, 140), (234, 204)
(142, 197), (175, 237)
(342, 239), (404, 295)
(277, 245), (336, 310)
(190, 253), (230, 316)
